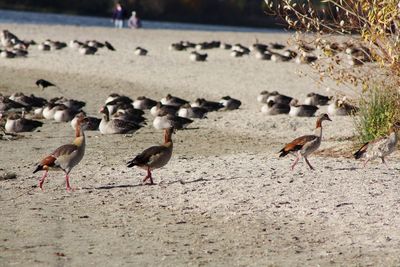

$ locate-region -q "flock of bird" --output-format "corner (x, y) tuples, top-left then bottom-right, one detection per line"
(0, 28), (396, 192)
(0, 29), (116, 58)
(257, 90), (359, 117)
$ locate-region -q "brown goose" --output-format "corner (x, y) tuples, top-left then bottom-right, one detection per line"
(127, 128), (174, 185)
(133, 96), (157, 110)
(354, 122), (400, 167)
(160, 94), (189, 107)
(279, 114), (331, 170)
(33, 116), (88, 191)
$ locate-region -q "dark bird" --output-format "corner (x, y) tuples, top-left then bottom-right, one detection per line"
(36, 79), (56, 90)
(105, 41), (116, 51)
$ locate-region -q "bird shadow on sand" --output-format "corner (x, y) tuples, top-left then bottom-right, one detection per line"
(84, 183), (144, 190)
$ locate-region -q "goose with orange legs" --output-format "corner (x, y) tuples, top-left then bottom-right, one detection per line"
(127, 128), (174, 185)
(33, 115), (88, 191)
(279, 113), (331, 170)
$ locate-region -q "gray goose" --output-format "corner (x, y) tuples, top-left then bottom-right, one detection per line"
(279, 113), (331, 170)
(160, 94), (189, 107)
(99, 106), (142, 134)
(261, 100), (290, 115)
(289, 99), (319, 117)
(71, 112), (100, 131)
(150, 102), (179, 116)
(134, 47), (148, 56)
(190, 51), (207, 62)
(33, 116), (88, 191)
(219, 96), (241, 110)
(5, 112), (43, 133)
(127, 128), (174, 185)
(304, 92), (332, 106)
(266, 91), (293, 105)
(0, 95), (27, 112)
(133, 96), (157, 110)
(153, 111), (193, 130)
(191, 98), (224, 112)
(354, 122), (400, 167)
(178, 103), (208, 119)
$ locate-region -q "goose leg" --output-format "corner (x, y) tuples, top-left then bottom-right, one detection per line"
(363, 159), (370, 168)
(304, 157), (315, 170)
(291, 153), (301, 171)
(65, 173), (72, 191)
(38, 171), (48, 190)
(143, 167), (154, 185)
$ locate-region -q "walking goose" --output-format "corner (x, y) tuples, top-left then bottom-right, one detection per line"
(127, 128), (174, 185)
(33, 116), (88, 191)
(279, 113), (331, 170)
(354, 122), (400, 167)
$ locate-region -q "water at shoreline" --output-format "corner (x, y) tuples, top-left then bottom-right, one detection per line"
(0, 9), (281, 33)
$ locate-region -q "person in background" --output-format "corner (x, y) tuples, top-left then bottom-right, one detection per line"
(112, 2), (124, 28)
(128, 11), (142, 29)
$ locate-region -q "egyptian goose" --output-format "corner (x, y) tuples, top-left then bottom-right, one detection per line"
(353, 122), (400, 167)
(190, 51), (207, 62)
(150, 102), (179, 116)
(134, 47), (148, 56)
(99, 106), (142, 134)
(33, 115), (88, 191)
(133, 96), (157, 110)
(191, 98), (224, 112)
(261, 100), (290, 115)
(178, 103), (208, 119)
(289, 99), (318, 117)
(160, 94), (189, 107)
(153, 111), (193, 130)
(279, 113), (331, 170)
(5, 112), (43, 133)
(71, 112), (100, 131)
(266, 91), (293, 105)
(219, 96), (241, 110)
(327, 99), (358, 116)
(304, 93), (332, 106)
(127, 128), (174, 185)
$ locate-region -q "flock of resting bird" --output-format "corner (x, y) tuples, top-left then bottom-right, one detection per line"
(1, 28), (397, 192)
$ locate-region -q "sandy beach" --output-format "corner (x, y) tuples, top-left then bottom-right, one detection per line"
(1, 23), (400, 266)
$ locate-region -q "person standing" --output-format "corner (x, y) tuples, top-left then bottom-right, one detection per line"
(112, 2), (124, 28)
(128, 11), (142, 29)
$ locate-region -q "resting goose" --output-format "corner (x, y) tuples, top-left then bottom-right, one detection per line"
(71, 112), (100, 131)
(219, 96), (241, 110)
(257, 91), (273, 104)
(133, 96), (157, 110)
(160, 94), (189, 107)
(153, 111), (193, 130)
(191, 98), (224, 112)
(266, 91), (293, 105)
(127, 128), (174, 185)
(261, 100), (290, 115)
(33, 116), (88, 191)
(99, 106), (142, 134)
(327, 99), (358, 116)
(279, 113), (331, 170)
(150, 102), (179, 116)
(5, 112), (43, 133)
(178, 103), (208, 119)
(190, 51), (207, 62)
(0, 95), (27, 112)
(304, 92), (332, 106)
(289, 99), (318, 117)
(354, 122), (400, 167)
(134, 47), (148, 56)
(42, 103), (61, 120)
(53, 104), (80, 122)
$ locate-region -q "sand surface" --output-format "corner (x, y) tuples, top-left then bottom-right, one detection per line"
(1, 24), (400, 266)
